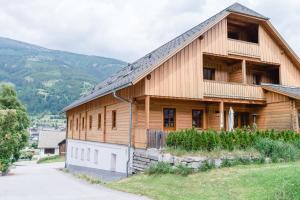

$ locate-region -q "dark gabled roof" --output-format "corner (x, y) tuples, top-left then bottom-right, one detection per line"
(262, 83), (300, 100)
(63, 3), (268, 112)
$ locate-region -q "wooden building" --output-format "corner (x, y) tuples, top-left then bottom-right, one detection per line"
(63, 3), (300, 174)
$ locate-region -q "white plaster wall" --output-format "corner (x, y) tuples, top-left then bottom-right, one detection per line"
(66, 139), (133, 173)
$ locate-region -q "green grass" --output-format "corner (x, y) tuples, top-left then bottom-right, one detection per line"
(37, 155), (65, 164)
(109, 162), (300, 200)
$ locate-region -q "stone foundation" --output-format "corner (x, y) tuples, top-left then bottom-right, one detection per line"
(132, 148), (261, 173)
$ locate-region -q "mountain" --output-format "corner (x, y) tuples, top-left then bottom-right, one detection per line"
(0, 37), (126, 114)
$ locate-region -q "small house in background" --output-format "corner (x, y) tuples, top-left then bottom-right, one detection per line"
(58, 139), (66, 156)
(38, 130), (66, 157)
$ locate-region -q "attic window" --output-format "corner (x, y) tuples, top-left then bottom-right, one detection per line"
(227, 20), (258, 43)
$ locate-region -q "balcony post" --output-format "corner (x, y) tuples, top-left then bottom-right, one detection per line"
(145, 96), (150, 130)
(219, 101), (224, 130)
(242, 59), (247, 84)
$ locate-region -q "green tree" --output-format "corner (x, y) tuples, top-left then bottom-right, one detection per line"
(0, 83), (30, 175)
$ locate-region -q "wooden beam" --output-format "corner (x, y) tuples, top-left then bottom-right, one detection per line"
(242, 59), (247, 84)
(219, 101), (224, 130)
(145, 96), (150, 129)
(203, 97), (266, 105)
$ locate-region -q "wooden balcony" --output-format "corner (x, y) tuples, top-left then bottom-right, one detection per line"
(228, 39), (260, 58)
(203, 80), (265, 100)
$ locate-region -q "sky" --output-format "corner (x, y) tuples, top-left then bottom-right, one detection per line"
(0, 0), (299, 62)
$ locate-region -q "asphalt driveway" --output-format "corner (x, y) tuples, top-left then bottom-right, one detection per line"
(0, 161), (150, 200)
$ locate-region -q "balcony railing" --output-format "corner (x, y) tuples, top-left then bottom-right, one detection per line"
(203, 80), (265, 100)
(227, 39), (260, 58)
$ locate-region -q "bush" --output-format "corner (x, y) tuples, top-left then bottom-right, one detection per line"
(166, 128), (300, 152)
(255, 138), (299, 162)
(145, 162), (172, 175)
(199, 160), (215, 172)
(145, 162), (193, 176)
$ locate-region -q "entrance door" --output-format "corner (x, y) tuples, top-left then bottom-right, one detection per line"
(234, 112), (250, 128)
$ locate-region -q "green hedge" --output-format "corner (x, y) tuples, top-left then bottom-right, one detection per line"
(166, 128), (300, 151)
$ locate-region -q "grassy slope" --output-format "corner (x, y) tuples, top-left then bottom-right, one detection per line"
(109, 162), (300, 200)
(37, 156), (65, 164)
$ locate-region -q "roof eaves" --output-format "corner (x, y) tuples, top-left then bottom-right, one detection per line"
(132, 11), (230, 85)
(62, 82), (133, 112)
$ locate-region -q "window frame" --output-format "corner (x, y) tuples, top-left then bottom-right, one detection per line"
(163, 108), (176, 131)
(76, 118), (79, 131)
(89, 115), (92, 130)
(82, 117), (85, 130)
(203, 67), (215, 80)
(192, 109), (203, 129)
(112, 110), (117, 129)
(44, 148), (55, 154)
(98, 113), (102, 130)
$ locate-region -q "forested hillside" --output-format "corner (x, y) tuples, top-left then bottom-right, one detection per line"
(0, 37), (126, 114)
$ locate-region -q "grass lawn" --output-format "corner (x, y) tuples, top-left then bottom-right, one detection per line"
(37, 155), (65, 164)
(109, 162), (300, 200)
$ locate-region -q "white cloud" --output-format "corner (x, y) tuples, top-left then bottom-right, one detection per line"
(0, 0), (299, 62)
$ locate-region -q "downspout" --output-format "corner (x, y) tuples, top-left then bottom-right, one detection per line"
(112, 90), (132, 177)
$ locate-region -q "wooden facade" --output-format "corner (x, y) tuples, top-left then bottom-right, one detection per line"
(66, 12), (300, 149)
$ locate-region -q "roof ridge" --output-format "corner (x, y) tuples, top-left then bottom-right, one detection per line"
(63, 3), (271, 112)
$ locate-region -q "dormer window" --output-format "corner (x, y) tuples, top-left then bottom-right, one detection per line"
(227, 19), (259, 43)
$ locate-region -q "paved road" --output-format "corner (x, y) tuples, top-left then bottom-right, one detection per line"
(0, 161), (150, 200)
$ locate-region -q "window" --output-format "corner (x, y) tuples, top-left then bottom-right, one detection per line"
(76, 118), (79, 130)
(71, 147), (74, 158)
(241, 112), (250, 127)
(87, 148), (90, 161)
(89, 115), (92, 130)
(111, 153), (117, 172)
(203, 68), (215, 80)
(192, 110), (203, 128)
(94, 150), (99, 164)
(81, 149), (84, 161)
(75, 148), (78, 159)
(227, 21), (258, 43)
(163, 108), (176, 129)
(228, 31), (239, 40)
(98, 113), (102, 129)
(45, 148), (55, 154)
(112, 110), (117, 129)
(82, 117), (85, 130)
(253, 74), (262, 85)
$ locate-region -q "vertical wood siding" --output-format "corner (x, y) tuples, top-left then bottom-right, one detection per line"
(259, 26), (300, 86)
(202, 18), (228, 55)
(145, 39), (203, 99)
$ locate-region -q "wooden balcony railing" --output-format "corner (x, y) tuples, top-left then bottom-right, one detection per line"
(203, 81), (265, 100)
(228, 39), (260, 58)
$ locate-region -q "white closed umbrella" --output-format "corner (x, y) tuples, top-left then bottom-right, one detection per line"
(228, 107), (234, 131)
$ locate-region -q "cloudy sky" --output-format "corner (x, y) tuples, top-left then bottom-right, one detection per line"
(0, 0), (299, 62)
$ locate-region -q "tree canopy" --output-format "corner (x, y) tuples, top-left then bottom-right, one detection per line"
(0, 83), (30, 174)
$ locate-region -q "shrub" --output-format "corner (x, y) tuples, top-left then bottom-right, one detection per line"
(255, 138), (299, 162)
(173, 164), (193, 176)
(199, 160), (215, 172)
(166, 128), (300, 152)
(145, 162), (172, 175)
(145, 162), (193, 176)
